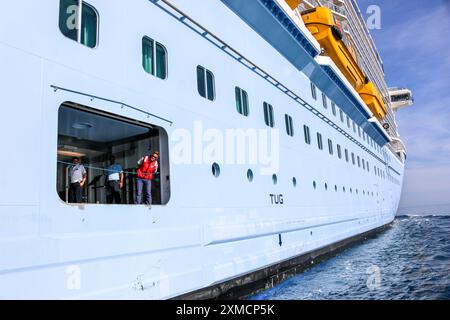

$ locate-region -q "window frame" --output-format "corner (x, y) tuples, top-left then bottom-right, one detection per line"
(263, 102), (275, 128)
(304, 125), (311, 145)
(285, 114), (294, 137)
(142, 36), (168, 80)
(59, 0), (99, 49)
(311, 83), (317, 100)
(322, 93), (328, 109)
(331, 102), (337, 116)
(235, 87), (249, 117)
(197, 65), (215, 101)
(328, 139), (333, 155)
(317, 132), (323, 150)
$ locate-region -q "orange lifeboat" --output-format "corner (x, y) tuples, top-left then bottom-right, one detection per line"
(301, 7), (367, 91)
(359, 82), (387, 119)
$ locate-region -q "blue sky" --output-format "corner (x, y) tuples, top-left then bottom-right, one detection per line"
(357, 0), (450, 208)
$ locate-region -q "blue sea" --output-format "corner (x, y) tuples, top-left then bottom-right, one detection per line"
(249, 205), (450, 300)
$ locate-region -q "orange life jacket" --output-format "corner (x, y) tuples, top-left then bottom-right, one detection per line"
(137, 156), (158, 180)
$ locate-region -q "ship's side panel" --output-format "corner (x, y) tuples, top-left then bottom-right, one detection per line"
(0, 0), (404, 299)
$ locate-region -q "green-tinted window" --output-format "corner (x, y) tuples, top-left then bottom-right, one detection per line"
(322, 93), (328, 109)
(197, 66), (215, 101)
(143, 37), (167, 80)
(81, 3), (97, 48)
(206, 70), (215, 101)
(235, 87), (249, 116)
(304, 125), (311, 144)
(311, 83), (317, 100)
(235, 87), (242, 114)
(285, 115), (294, 137)
(317, 133), (323, 150)
(142, 37), (154, 75)
(156, 43), (167, 79)
(197, 66), (206, 98)
(59, 0), (98, 48)
(263, 102), (274, 128)
(242, 91), (249, 116)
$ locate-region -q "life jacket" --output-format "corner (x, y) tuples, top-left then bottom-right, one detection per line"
(137, 156), (158, 180)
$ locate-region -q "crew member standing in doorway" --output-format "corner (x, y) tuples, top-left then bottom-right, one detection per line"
(105, 155), (124, 204)
(135, 151), (159, 205)
(69, 157), (87, 203)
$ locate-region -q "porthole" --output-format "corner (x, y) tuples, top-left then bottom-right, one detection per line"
(272, 174), (278, 185)
(212, 163), (220, 178)
(325, 183), (328, 190)
(356, 189), (359, 194)
(247, 169), (254, 182)
(335, 185), (338, 192)
(313, 181), (317, 189)
(292, 177), (297, 187)
(350, 188), (353, 194)
(343, 186), (346, 193)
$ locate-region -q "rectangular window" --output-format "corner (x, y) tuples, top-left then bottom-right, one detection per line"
(332, 103), (337, 116)
(347, 116), (351, 128)
(57, 103), (170, 205)
(340, 109), (344, 123)
(285, 114), (294, 137)
(59, 0), (98, 48)
(358, 126), (361, 137)
(345, 149), (349, 162)
(351, 152), (355, 165)
(352, 121), (356, 133)
(304, 125), (311, 144)
(142, 37), (167, 80)
(357, 156), (361, 167)
(367, 161), (370, 172)
(362, 159), (366, 170)
(328, 139), (333, 155)
(197, 66), (215, 101)
(322, 93), (328, 109)
(311, 83), (317, 100)
(317, 133), (323, 150)
(263, 102), (275, 128)
(235, 87), (249, 116)
(337, 144), (342, 159)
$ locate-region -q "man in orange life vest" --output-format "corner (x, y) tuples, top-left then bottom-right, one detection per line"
(135, 151), (159, 205)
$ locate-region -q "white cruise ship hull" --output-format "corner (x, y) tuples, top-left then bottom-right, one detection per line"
(0, 0), (404, 299)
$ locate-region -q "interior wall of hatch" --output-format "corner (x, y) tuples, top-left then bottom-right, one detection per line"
(56, 103), (171, 205)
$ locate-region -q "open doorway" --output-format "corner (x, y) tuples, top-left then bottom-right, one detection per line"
(56, 102), (170, 205)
